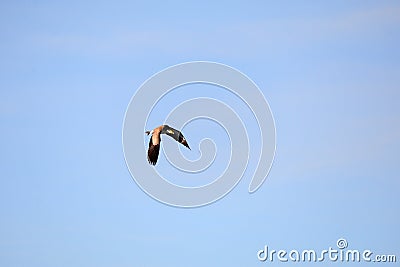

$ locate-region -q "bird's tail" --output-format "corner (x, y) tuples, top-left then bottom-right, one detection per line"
(145, 131), (151, 135)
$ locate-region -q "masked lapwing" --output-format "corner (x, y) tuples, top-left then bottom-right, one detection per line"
(145, 125), (190, 165)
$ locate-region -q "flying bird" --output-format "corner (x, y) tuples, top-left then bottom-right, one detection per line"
(145, 125), (190, 165)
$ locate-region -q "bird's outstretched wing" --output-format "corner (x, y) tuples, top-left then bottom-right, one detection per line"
(163, 126), (190, 149)
(147, 135), (160, 165)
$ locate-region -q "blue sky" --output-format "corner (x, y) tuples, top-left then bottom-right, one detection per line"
(1, 1), (399, 266)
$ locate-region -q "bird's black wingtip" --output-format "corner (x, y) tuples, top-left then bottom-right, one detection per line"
(148, 159), (157, 165)
(181, 140), (190, 150)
